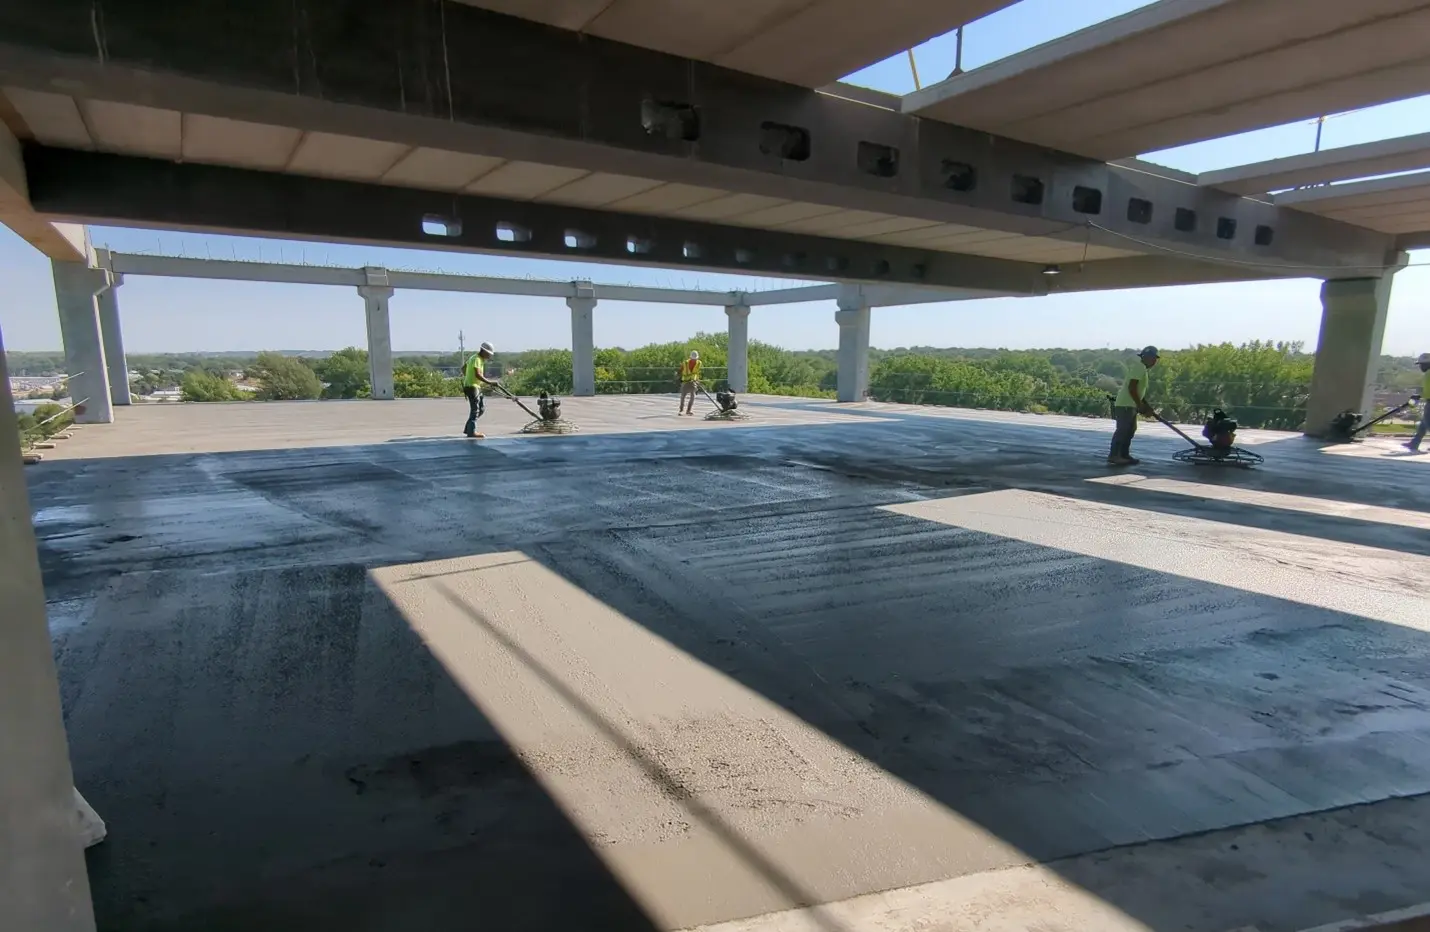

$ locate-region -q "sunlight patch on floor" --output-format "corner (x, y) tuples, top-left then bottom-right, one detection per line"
(370, 552), (1066, 931)
(1087, 474), (1430, 532)
(884, 490), (1430, 630)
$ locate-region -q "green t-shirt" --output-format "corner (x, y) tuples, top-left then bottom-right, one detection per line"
(463, 354), (486, 390)
(1115, 360), (1152, 408)
(1422, 369), (1430, 398)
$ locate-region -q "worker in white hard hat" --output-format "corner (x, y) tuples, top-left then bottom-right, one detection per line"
(1108, 345), (1160, 466)
(461, 341), (501, 439)
(677, 350), (702, 416)
(1406, 351), (1430, 452)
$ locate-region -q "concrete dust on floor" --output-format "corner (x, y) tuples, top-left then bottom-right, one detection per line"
(29, 396), (1430, 931)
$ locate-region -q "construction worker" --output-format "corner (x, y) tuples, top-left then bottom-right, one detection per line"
(1108, 345), (1159, 466)
(1407, 352), (1430, 453)
(462, 341), (500, 438)
(677, 350), (702, 416)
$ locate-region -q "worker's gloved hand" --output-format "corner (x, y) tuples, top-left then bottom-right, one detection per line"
(1138, 402), (1155, 417)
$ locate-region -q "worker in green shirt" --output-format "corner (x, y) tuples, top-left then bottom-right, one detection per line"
(1108, 345), (1159, 466)
(1407, 352), (1430, 453)
(461, 342), (501, 439)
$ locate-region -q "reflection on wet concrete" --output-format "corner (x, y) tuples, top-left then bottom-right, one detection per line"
(28, 397), (1430, 931)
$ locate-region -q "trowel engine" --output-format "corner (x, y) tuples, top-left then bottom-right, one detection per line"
(714, 390), (739, 414)
(537, 391), (562, 422)
(1201, 409), (1238, 454)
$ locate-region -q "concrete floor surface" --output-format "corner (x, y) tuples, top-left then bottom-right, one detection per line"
(26, 396), (1430, 931)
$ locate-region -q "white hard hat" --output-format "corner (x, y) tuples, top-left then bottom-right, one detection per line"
(1419, 352), (1430, 365)
(479, 341), (495, 355)
(1139, 345), (1160, 358)
(690, 350), (699, 360)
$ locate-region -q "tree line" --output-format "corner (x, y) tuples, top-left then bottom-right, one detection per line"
(8, 341), (1419, 431)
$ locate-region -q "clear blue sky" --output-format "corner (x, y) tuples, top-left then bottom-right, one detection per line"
(3, 0), (1428, 357)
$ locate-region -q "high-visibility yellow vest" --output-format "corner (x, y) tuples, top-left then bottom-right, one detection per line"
(680, 359), (701, 382)
(463, 354), (485, 389)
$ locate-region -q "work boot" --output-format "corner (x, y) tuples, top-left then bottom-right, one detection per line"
(1124, 456), (1141, 465)
(1106, 455), (1131, 466)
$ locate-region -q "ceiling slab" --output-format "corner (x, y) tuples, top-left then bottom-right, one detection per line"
(1199, 132), (1430, 195)
(286, 132), (410, 180)
(182, 114), (301, 171)
(455, 0), (1016, 87)
(538, 172), (666, 207)
(3, 88), (91, 150)
(466, 161), (589, 199)
(381, 148), (504, 190)
(81, 100), (181, 159)
(607, 182), (729, 213)
(1276, 170), (1430, 234)
(905, 0), (1430, 160)
(670, 193), (790, 221)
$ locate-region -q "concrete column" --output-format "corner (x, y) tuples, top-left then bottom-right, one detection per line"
(51, 260), (113, 425)
(725, 304), (750, 393)
(97, 274), (129, 406)
(567, 295), (596, 397)
(1304, 256), (1407, 436)
(358, 284), (395, 401)
(834, 297), (871, 403)
(0, 323), (98, 932)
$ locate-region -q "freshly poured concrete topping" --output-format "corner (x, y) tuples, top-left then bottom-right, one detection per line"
(30, 397), (1430, 931)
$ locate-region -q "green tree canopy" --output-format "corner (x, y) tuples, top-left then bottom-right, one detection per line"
(247, 352), (322, 401)
(314, 346), (370, 399)
(180, 369), (242, 402)
(394, 362), (462, 398)
(505, 350), (574, 396)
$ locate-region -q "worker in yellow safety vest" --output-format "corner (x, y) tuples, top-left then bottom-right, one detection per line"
(677, 350), (702, 416)
(461, 341), (501, 439)
(1407, 352), (1430, 453)
(1108, 345), (1159, 466)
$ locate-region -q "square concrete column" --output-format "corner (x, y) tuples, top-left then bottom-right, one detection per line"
(725, 304), (750, 393)
(51, 260), (113, 424)
(567, 295), (596, 397)
(358, 277), (395, 401)
(834, 298), (871, 403)
(0, 324), (98, 932)
(97, 275), (129, 406)
(1304, 255), (1407, 436)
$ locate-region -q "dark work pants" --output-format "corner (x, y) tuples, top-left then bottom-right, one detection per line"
(1110, 406), (1138, 459)
(1411, 402), (1429, 450)
(463, 386), (484, 435)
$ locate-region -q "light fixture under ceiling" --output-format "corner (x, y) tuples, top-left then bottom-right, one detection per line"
(1042, 264), (1061, 276)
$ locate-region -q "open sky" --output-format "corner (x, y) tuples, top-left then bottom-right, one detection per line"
(3, 0), (1428, 357)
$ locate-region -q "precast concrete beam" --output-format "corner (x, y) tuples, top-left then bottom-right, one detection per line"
(0, 118), (86, 261)
(0, 0), (1396, 274)
(24, 148), (1047, 294)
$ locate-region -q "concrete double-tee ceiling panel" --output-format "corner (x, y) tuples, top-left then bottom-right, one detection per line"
(1, 88), (1140, 265)
(1277, 171), (1430, 236)
(456, 0), (1015, 88)
(905, 0), (1430, 161)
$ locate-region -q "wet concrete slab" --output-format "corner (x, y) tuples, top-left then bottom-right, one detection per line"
(26, 397), (1430, 931)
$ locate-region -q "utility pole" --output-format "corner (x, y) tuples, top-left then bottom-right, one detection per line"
(458, 330), (465, 362)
